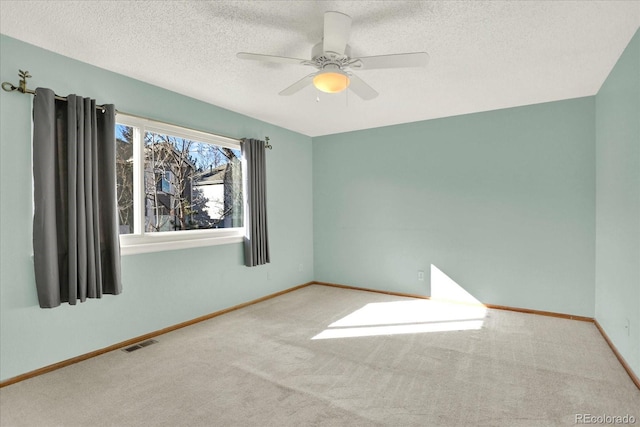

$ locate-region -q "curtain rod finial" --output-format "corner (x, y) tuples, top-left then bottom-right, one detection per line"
(1, 81), (17, 92)
(2, 69), (32, 94)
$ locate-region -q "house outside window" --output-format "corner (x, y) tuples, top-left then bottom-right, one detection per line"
(115, 114), (244, 254)
(156, 170), (172, 194)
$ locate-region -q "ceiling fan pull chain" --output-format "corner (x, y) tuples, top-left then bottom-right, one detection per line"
(345, 81), (349, 107)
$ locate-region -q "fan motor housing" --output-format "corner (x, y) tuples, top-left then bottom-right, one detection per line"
(312, 42), (352, 69)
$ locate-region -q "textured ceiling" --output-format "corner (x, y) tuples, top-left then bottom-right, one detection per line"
(1, 1), (638, 137)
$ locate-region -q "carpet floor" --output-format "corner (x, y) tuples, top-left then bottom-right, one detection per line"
(1, 284), (638, 426)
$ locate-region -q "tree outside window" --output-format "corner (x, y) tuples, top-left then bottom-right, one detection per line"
(115, 123), (243, 235)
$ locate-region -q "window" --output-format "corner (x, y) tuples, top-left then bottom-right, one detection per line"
(156, 170), (172, 194)
(115, 114), (244, 254)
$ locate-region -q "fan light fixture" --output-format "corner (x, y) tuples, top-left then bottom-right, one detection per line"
(237, 11), (429, 100)
(313, 68), (350, 94)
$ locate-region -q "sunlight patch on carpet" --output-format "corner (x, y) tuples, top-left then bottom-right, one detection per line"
(312, 300), (487, 340)
(313, 265), (486, 339)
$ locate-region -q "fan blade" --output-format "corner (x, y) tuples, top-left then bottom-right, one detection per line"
(279, 73), (317, 96)
(348, 74), (378, 100)
(237, 52), (308, 65)
(351, 52), (429, 70)
(323, 11), (352, 55)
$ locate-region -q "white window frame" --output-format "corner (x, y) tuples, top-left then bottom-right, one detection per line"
(116, 114), (244, 255)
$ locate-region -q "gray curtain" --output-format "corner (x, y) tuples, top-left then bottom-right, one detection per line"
(241, 138), (270, 267)
(32, 87), (122, 308)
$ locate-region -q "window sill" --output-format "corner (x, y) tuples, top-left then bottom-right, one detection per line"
(119, 229), (244, 255)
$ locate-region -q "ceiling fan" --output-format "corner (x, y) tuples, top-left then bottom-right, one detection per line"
(237, 11), (429, 100)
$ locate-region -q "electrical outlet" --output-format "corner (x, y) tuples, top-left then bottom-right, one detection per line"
(299, 263), (304, 272)
(417, 270), (425, 281)
(625, 318), (630, 336)
(267, 271), (271, 280)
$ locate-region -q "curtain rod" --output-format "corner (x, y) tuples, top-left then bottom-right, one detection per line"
(1, 69), (272, 149)
(2, 70), (111, 111)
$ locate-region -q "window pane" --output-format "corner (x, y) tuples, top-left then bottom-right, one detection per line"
(143, 131), (243, 232)
(116, 124), (134, 234)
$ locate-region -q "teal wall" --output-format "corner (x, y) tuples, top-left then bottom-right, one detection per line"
(313, 98), (596, 317)
(0, 35), (314, 381)
(595, 29), (640, 379)
(2, 29), (638, 383)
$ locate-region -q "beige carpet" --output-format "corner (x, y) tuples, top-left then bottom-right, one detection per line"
(1, 285), (638, 426)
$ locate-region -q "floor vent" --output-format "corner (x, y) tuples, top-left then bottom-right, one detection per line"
(122, 339), (158, 353)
